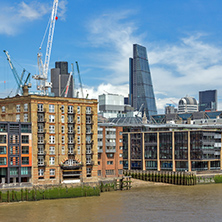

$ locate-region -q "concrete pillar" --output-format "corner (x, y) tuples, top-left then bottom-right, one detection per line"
(157, 132), (160, 171)
(188, 131), (191, 172)
(172, 131), (176, 172)
(208, 161), (211, 170)
(128, 133), (131, 170)
(142, 133), (145, 171)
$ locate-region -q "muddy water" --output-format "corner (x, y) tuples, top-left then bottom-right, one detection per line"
(0, 184), (222, 222)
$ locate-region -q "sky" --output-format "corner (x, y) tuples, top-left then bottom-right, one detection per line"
(1, 0), (222, 114)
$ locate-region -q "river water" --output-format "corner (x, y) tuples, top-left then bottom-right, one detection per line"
(1, 184), (222, 222)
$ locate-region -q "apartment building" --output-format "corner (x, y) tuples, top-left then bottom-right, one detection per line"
(0, 122), (32, 185)
(0, 92), (98, 185)
(97, 125), (123, 178)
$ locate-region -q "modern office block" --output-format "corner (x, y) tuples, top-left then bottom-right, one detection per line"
(51, 61), (74, 98)
(199, 90), (217, 111)
(129, 44), (157, 119)
(178, 96), (198, 113)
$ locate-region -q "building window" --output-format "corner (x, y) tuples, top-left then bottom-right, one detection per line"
(38, 169), (44, 176)
(86, 116), (91, 124)
(24, 103), (28, 112)
(77, 146), (81, 155)
(16, 104), (20, 113)
(86, 106), (91, 114)
(119, 153), (123, 157)
(86, 125), (91, 134)
(2, 106), (5, 113)
(62, 136), (65, 144)
(0, 157), (6, 165)
(120, 161), (123, 165)
(61, 115), (65, 123)
(24, 113), (28, 122)
(107, 161), (113, 165)
(68, 115), (73, 123)
(0, 135), (6, 143)
(68, 146), (73, 154)
(77, 126), (81, 134)
(68, 105), (73, 114)
(68, 135), (74, 144)
(77, 136), (81, 144)
(77, 106), (81, 114)
(38, 145), (44, 154)
(22, 157), (29, 165)
(16, 114), (20, 122)
(49, 135), (55, 144)
(49, 104), (55, 113)
(38, 104), (43, 112)
(49, 125), (55, 133)
(10, 167), (18, 176)
(38, 135), (44, 144)
(61, 125), (65, 134)
(0, 146), (6, 154)
(106, 170), (114, 175)
(49, 115), (55, 123)
(119, 132), (123, 135)
(98, 170), (101, 176)
(22, 146), (29, 154)
(119, 139), (122, 143)
(119, 146), (123, 150)
(21, 167), (29, 175)
(61, 105), (64, 114)
(87, 167), (91, 175)
(98, 161), (100, 165)
(49, 157), (55, 165)
(68, 125), (73, 133)
(38, 156), (44, 165)
(77, 116), (81, 124)
(62, 146), (65, 154)
(50, 169), (55, 176)
(107, 153), (114, 158)
(22, 135), (29, 143)
(49, 146), (55, 155)
(118, 169), (123, 175)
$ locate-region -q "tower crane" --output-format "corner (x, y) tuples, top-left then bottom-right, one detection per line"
(3, 50), (31, 95)
(32, 0), (59, 94)
(75, 61), (84, 98)
(71, 63), (75, 97)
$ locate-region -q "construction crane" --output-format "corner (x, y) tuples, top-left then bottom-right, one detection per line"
(3, 50), (31, 95)
(60, 72), (73, 97)
(32, 0), (59, 94)
(135, 103), (144, 117)
(75, 61), (84, 98)
(71, 63), (75, 97)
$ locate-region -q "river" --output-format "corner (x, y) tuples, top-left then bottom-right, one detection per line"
(0, 184), (222, 222)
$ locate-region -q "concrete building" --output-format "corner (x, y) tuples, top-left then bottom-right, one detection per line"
(178, 96), (198, 113)
(0, 122), (32, 185)
(122, 124), (222, 172)
(51, 61), (74, 98)
(0, 93), (98, 185)
(165, 104), (177, 114)
(129, 44), (157, 119)
(99, 93), (125, 118)
(199, 90), (217, 112)
(97, 125), (123, 178)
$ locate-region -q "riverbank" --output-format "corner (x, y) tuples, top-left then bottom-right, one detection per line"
(130, 178), (171, 188)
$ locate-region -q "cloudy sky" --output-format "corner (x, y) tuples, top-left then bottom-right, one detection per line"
(0, 0), (222, 113)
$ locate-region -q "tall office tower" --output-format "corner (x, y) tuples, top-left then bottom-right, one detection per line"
(129, 44), (157, 118)
(199, 90), (217, 111)
(51, 61), (74, 98)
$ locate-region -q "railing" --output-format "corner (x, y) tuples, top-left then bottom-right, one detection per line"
(38, 151), (46, 156)
(98, 148), (103, 153)
(106, 148), (116, 153)
(38, 162), (46, 167)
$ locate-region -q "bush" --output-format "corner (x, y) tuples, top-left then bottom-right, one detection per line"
(214, 175), (222, 183)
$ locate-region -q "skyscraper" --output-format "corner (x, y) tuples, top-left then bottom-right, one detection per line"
(199, 90), (217, 111)
(129, 44), (157, 119)
(51, 61), (74, 98)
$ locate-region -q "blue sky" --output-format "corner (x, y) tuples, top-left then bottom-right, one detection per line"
(1, 0), (222, 113)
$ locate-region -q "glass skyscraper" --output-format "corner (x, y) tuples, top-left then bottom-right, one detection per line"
(129, 44), (157, 119)
(199, 90), (217, 111)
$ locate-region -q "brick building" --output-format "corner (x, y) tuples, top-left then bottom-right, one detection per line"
(0, 92), (98, 185)
(97, 124), (123, 178)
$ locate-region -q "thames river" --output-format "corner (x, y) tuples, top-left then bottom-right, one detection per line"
(1, 184), (222, 222)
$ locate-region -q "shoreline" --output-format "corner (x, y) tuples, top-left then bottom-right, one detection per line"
(130, 178), (171, 188)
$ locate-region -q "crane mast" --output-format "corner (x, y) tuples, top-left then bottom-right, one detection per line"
(33, 0), (59, 94)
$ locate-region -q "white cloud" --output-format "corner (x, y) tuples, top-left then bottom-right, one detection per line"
(0, 1), (67, 35)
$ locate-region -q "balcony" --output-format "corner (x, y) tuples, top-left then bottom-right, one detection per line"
(38, 151), (46, 156)
(98, 141), (103, 147)
(106, 142), (116, 146)
(106, 148), (116, 153)
(86, 150), (92, 155)
(86, 160), (94, 166)
(68, 140), (75, 145)
(86, 140), (94, 145)
(98, 148), (103, 153)
(68, 151), (77, 155)
(214, 143), (221, 148)
(106, 134), (116, 139)
(86, 130), (94, 135)
(37, 118), (45, 123)
(61, 164), (82, 170)
(68, 130), (76, 134)
(86, 111), (94, 115)
(38, 162), (46, 167)
(86, 121), (94, 125)
(38, 140), (46, 145)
